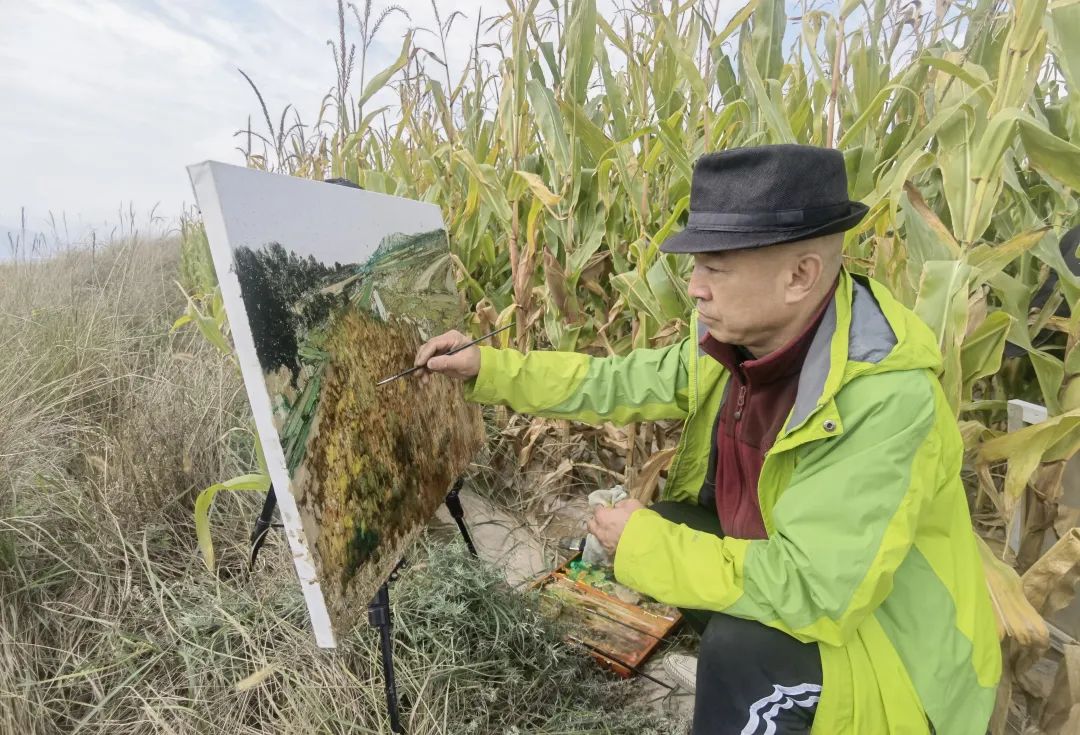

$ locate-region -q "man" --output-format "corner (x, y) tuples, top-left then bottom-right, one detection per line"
(414, 145), (1001, 734)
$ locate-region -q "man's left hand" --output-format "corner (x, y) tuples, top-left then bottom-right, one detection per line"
(587, 498), (646, 555)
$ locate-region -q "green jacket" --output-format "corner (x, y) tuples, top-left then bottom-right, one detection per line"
(466, 270), (1000, 734)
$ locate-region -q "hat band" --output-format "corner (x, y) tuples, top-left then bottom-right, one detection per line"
(687, 202), (852, 231)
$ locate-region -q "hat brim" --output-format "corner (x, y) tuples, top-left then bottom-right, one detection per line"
(659, 201), (869, 254)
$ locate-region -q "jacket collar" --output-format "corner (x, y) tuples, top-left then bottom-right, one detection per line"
(774, 269), (903, 450)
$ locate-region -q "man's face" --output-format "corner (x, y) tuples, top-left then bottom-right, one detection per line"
(687, 248), (791, 347)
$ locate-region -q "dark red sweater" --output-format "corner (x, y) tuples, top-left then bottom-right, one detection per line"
(699, 285), (836, 539)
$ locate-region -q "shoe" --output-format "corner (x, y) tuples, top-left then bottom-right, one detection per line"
(663, 652), (697, 693)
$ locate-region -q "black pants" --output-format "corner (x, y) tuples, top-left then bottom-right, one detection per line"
(650, 501), (823, 735)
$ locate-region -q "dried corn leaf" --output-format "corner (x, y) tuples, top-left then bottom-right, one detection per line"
(1041, 644), (1080, 734)
(978, 408), (1080, 513)
(1022, 528), (1080, 618)
(977, 536), (1049, 650)
(629, 448), (676, 503)
(517, 417), (553, 469)
(539, 457), (575, 491)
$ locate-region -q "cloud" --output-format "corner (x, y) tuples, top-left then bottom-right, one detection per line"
(0, 0), (521, 237)
(0, 0), (343, 237)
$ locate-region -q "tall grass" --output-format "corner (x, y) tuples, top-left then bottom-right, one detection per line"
(0, 241), (680, 732)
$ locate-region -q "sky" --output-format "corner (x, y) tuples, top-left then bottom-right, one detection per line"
(1, 0), (745, 248)
(0, 0), (504, 245)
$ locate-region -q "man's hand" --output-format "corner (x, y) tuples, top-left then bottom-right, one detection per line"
(413, 330), (481, 385)
(587, 498), (645, 555)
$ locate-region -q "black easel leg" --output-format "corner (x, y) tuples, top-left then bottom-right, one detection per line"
(444, 477), (477, 557)
(249, 485), (278, 569)
(369, 580), (404, 734)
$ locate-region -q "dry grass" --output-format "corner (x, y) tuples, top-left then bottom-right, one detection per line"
(0, 241), (683, 733)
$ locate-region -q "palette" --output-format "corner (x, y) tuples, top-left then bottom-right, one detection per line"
(534, 557), (682, 678)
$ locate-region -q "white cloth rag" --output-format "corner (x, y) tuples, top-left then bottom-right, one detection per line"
(582, 485), (628, 566)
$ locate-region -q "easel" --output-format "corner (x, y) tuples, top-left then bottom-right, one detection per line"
(249, 477), (477, 734)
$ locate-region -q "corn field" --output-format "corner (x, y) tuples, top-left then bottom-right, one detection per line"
(175, 0), (1080, 729)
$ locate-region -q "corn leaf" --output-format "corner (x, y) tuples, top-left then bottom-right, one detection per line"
(357, 31), (413, 110)
(750, 0), (785, 81)
(610, 270), (665, 325)
(1019, 119), (1080, 191)
(1030, 350), (1066, 416)
(526, 79), (571, 173)
(914, 261), (972, 347)
(710, 0), (760, 52)
(976, 535), (1050, 647)
(564, 0), (596, 104)
(645, 255), (690, 322)
(979, 408), (1080, 507)
(194, 473), (271, 572)
(961, 310), (1012, 401)
(513, 170), (561, 208)
(966, 228), (1049, 286)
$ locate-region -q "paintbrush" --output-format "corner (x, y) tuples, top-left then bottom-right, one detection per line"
(375, 324), (512, 386)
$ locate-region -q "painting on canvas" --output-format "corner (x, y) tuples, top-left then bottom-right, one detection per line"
(188, 162), (484, 646)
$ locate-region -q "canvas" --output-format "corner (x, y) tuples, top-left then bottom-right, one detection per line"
(187, 162), (484, 647)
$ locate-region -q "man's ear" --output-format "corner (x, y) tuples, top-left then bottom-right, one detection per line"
(785, 252), (824, 304)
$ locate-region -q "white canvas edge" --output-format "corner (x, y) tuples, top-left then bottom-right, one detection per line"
(186, 161), (337, 648)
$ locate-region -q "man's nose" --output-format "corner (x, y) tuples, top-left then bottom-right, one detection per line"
(687, 267), (710, 301)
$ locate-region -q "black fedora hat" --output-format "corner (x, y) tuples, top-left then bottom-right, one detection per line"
(660, 144), (869, 254)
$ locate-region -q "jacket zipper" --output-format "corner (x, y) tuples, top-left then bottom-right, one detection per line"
(731, 383), (748, 531)
(733, 385), (747, 422)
